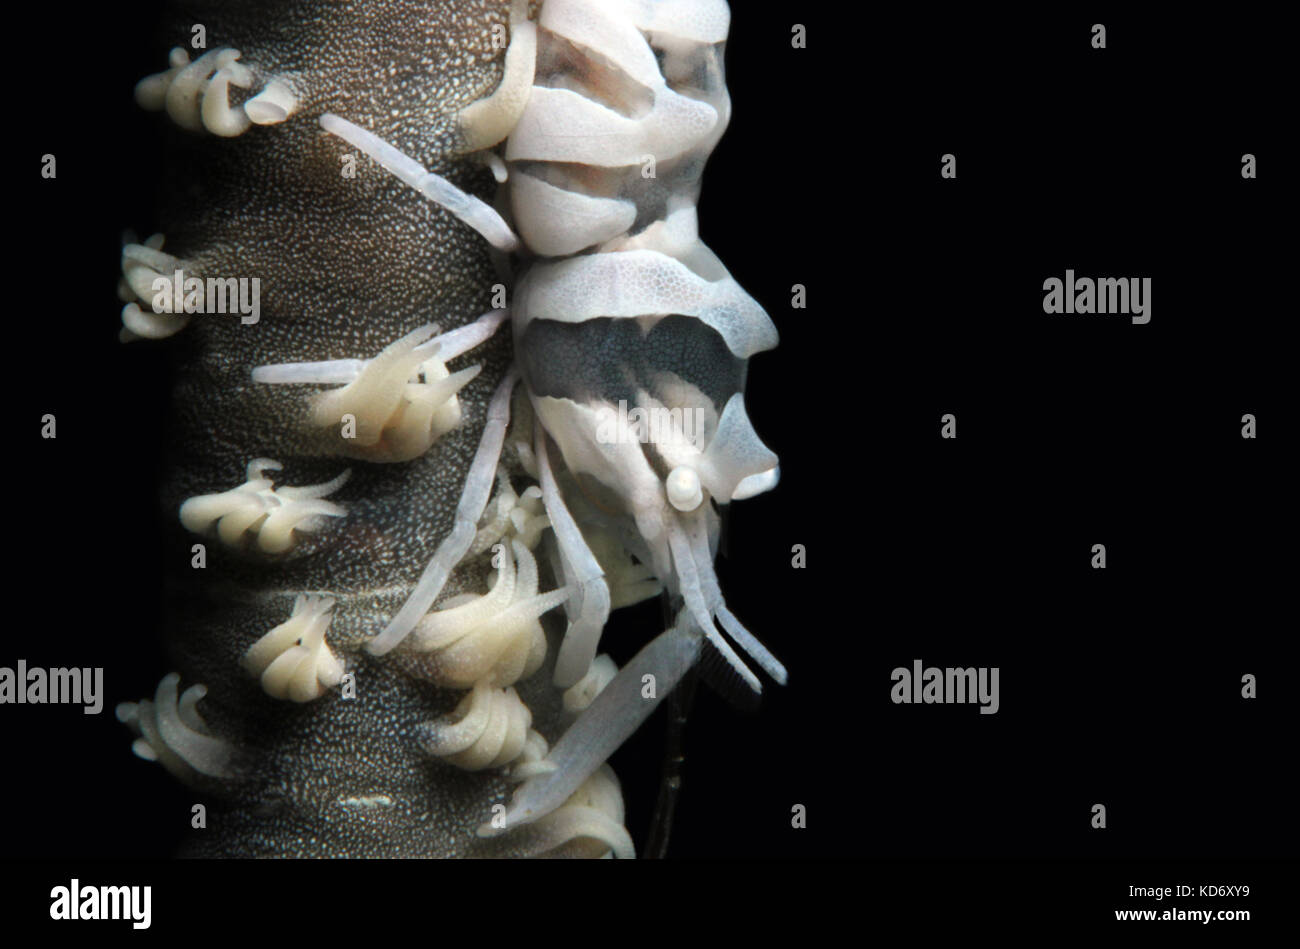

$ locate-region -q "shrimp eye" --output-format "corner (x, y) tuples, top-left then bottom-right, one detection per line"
(665, 466), (703, 512)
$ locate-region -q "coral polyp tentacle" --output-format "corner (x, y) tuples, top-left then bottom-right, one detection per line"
(481, 763), (635, 859)
(508, 730), (558, 783)
(243, 595), (345, 702)
(116, 673), (242, 784)
(117, 233), (191, 342)
(179, 459), (350, 554)
(471, 470), (551, 555)
(410, 539), (569, 689)
(244, 79), (299, 126)
(136, 46), (299, 136)
(415, 682), (541, 772)
(200, 50), (255, 136)
(252, 313), (507, 462)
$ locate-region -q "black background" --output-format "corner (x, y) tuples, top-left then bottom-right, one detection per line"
(5, 0), (1293, 897)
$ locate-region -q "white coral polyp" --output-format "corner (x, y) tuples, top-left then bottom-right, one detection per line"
(472, 469), (551, 554)
(483, 763), (634, 858)
(115, 673), (239, 784)
(509, 729), (558, 782)
(118, 234), (191, 342)
(243, 595), (344, 702)
(308, 324), (480, 463)
(178, 458), (349, 554)
(417, 682), (541, 771)
(135, 47), (298, 136)
(410, 538), (569, 688)
(251, 323), (485, 463)
(244, 80), (298, 125)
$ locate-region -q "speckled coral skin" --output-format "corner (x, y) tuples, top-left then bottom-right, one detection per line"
(137, 0), (578, 857)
